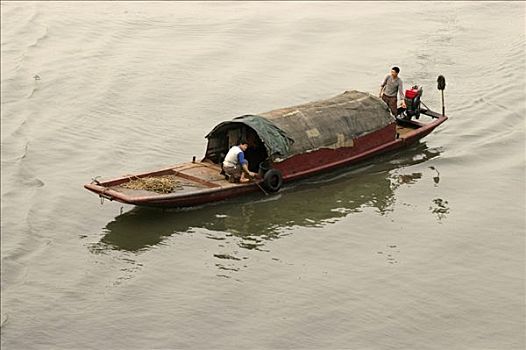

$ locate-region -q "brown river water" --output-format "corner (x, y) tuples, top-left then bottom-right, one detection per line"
(1, 2), (525, 349)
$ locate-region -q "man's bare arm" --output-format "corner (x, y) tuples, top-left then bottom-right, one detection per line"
(242, 163), (256, 178)
(398, 80), (405, 100)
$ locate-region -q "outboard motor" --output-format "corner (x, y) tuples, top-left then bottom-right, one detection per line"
(403, 85), (423, 120)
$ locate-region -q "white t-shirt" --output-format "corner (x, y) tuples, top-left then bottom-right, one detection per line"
(223, 146), (242, 167)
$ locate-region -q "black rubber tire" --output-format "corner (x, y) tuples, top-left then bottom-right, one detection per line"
(262, 169), (283, 192)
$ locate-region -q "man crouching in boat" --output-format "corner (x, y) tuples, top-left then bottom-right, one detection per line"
(223, 139), (257, 183)
(379, 66), (406, 115)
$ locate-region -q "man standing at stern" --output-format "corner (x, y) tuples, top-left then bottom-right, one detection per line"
(379, 66), (406, 115)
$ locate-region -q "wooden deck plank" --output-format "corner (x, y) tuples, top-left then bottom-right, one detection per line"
(396, 125), (418, 138)
(173, 162), (240, 188)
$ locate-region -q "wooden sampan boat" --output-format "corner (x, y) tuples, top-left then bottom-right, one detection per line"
(85, 88), (447, 208)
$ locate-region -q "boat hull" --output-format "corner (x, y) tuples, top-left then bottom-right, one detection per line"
(84, 113), (447, 208)
(276, 113), (445, 182)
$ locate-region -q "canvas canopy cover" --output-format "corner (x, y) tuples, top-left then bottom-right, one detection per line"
(205, 114), (294, 159)
(205, 90), (395, 162)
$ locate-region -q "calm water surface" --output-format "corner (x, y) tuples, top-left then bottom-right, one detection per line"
(1, 2), (525, 349)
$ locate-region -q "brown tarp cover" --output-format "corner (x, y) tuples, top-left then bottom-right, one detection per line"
(259, 90), (395, 160)
(206, 90), (395, 162)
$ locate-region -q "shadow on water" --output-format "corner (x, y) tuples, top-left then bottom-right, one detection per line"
(91, 142), (444, 253)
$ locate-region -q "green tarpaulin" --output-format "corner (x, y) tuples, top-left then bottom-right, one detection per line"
(205, 114), (294, 158)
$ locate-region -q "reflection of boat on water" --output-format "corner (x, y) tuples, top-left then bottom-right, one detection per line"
(94, 142), (441, 253)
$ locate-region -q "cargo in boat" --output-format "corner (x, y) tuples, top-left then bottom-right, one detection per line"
(84, 89), (447, 208)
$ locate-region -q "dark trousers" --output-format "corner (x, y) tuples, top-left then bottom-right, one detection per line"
(382, 94), (398, 115)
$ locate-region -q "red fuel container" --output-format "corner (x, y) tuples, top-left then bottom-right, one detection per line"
(405, 89), (419, 99)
